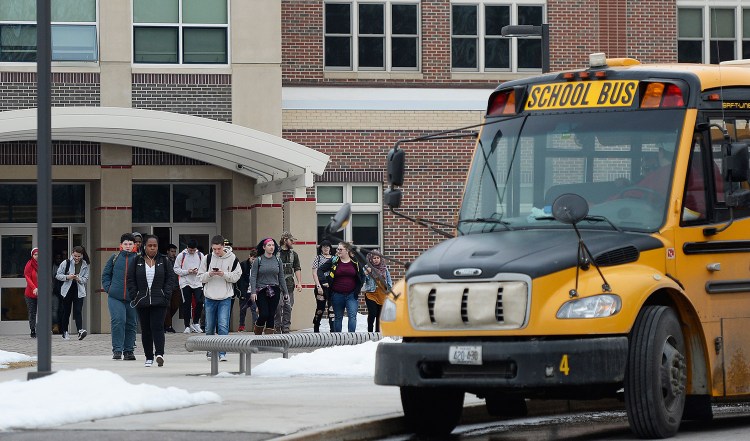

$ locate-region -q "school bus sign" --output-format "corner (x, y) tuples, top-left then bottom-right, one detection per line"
(525, 80), (638, 110)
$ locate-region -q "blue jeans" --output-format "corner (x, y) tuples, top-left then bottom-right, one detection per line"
(331, 290), (358, 332)
(108, 296), (137, 353)
(204, 297), (231, 356)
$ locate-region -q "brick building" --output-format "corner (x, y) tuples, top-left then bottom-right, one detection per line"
(0, 0), (745, 334)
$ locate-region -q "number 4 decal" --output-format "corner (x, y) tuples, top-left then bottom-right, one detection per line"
(559, 354), (570, 376)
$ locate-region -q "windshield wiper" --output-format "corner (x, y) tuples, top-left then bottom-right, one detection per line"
(457, 217), (513, 232)
(535, 214), (622, 232)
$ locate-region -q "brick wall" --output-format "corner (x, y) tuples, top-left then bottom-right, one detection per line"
(132, 74), (232, 122)
(0, 72), (100, 111)
(626, 0), (677, 63)
(285, 129), (475, 280)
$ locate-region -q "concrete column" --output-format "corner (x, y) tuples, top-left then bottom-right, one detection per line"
(92, 144), (133, 333)
(283, 191), (317, 331)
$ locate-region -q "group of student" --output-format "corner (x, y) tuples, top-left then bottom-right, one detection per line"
(23, 246), (92, 341)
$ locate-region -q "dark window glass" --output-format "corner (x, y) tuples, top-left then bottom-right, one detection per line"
(485, 6), (509, 36)
(518, 38), (541, 69)
(325, 3), (351, 34)
(173, 184), (216, 223)
(183, 28), (227, 63)
(0, 184), (84, 223)
(744, 41), (750, 59)
(392, 36), (417, 67)
(52, 184), (85, 223)
(134, 27), (178, 63)
(452, 5), (477, 36)
(1, 287), (27, 321)
(359, 36), (384, 68)
(710, 40), (735, 63)
(452, 37), (477, 68)
(678, 40), (703, 63)
(518, 5), (543, 26)
(0, 24), (37, 62)
(352, 213), (379, 245)
(359, 3), (383, 34)
(132, 184), (170, 223)
(325, 36), (351, 67)
(1, 235), (32, 279)
(485, 38), (510, 69)
(392, 4), (417, 34)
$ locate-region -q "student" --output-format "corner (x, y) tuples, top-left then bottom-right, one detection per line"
(23, 248), (39, 338)
(56, 246), (90, 340)
(317, 242), (365, 332)
(250, 238), (288, 335)
(363, 250), (392, 332)
(102, 233), (139, 360)
(173, 239), (205, 333)
(128, 235), (176, 367)
(198, 235), (242, 361)
(237, 248), (259, 332)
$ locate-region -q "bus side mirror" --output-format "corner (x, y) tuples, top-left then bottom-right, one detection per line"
(723, 142), (749, 183)
(387, 147), (405, 186)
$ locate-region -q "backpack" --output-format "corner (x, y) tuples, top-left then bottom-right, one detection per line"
(206, 253), (242, 298)
(53, 258), (72, 296)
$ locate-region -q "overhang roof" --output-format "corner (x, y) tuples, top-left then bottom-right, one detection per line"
(0, 107), (329, 195)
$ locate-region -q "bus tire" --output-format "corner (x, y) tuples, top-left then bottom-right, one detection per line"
(625, 305), (687, 439)
(400, 386), (464, 436)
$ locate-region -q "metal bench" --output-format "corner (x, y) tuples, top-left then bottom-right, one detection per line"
(185, 332), (386, 376)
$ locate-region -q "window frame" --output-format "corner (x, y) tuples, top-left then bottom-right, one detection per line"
(0, 0), (99, 64)
(315, 183), (383, 250)
(132, 0), (230, 66)
(323, 0), (420, 72)
(131, 182), (219, 225)
(676, 2), (750, 64)
(450, 0), (545, 73)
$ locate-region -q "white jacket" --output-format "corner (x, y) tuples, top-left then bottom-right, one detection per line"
(173, 249), (204, 289)
(55, 257), (89, 299)
(198, 246), (242, 300)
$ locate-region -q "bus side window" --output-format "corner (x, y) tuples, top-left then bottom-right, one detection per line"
(682, 135), (726, 223)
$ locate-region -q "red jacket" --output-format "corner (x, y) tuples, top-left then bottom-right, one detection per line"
(24, 259), (38, 299)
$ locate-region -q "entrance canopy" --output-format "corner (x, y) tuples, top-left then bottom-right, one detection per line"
(0, 107), (329, 195)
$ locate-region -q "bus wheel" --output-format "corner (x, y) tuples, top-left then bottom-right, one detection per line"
(400, 386), (464, 436)
(485, 394), (527, 417)
(625, 306), (687, 438)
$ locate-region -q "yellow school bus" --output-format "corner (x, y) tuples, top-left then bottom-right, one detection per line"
(374, 54), (750, 439)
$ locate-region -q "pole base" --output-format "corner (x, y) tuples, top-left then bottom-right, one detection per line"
(27, 370), (55, 380)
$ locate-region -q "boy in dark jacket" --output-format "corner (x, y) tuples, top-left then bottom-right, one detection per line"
(101, 233), (138, 360)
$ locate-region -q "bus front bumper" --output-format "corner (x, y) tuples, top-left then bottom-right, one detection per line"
(374, 337), (628, 389)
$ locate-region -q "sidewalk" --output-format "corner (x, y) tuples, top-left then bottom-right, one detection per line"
(0, 332), (410, 438)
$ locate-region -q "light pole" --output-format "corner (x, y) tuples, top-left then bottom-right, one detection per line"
(501, 23), (550, 73)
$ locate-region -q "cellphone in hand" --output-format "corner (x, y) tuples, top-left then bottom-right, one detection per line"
(212, 267), (219, 271)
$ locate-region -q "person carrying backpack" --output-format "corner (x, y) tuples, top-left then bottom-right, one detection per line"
(198, 235), (242, 362)
(250, 238), (288, 335)
(56, 246), (91, 340)
(101, 233), (139, 360)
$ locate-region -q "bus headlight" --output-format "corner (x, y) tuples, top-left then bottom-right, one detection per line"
(380, 298), (397, 322)
(556, 294), (621, 319)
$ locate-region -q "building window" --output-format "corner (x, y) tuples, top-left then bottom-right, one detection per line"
(324, 1), (419, 71)
(677, 3), (750, 63)
(132, 183), (217, 223)
(316, 183), (382, 250)
(133, 0), (228, 64)
(0, 184), (86, 223)
(0, 0), (98, 62)
(451, 1), (544, 72)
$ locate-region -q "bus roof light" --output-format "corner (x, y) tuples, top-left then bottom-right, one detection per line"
(662, 84), (685, 107)
(593, 71), (607, 79)
(578, 71), (590, 79)
(589, 52), (607, 68)
(641, 83), (665, 108)
(487, 90), (516, 116)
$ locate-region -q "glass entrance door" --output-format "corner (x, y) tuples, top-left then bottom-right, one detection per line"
(0, 228), (36, 333)
(172, 227), (216, 255)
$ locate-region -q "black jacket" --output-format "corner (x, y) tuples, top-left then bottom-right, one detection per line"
(238, 259), (252, 297)
(127, 253), (176, 308)
(317, 255), (365, 294)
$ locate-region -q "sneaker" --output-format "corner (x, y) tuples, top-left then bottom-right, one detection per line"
(165, 326), (176, 333)
(30, 330), (36, 338)
(190, 323), (203, 333)
(113, 351), (122, 360)
(78, 329), (88, 341)
(183, 326), (192, 334)
(144, 360), (153, 367)
(206, 351), (211, 359)
(62, 331), (70, 340)
(219, 354), (227, 362)
(238, 325), (245, 332)
(156, 355), (164, 367)
(123, 351), (136, 361)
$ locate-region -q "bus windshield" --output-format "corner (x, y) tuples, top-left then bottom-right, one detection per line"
(459, 109), (686, 234)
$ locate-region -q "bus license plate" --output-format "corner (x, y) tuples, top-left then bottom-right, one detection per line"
(449, 345), (482, 365)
